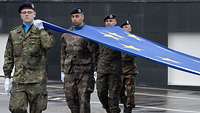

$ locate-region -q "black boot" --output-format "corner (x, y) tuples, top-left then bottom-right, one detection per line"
(124, 105), (132, 113)
(106, 108), (111, 113)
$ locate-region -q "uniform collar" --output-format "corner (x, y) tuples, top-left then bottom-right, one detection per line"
(16, 24), (38, 39)
(23, 23), (32, 27)
(23, 23), (33, 33)
(71, 23), (85, 31)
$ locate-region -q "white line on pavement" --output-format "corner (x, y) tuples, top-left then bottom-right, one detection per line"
(135, 92), (200, 100)
(1, 87), (200, 101)
(46, 85), (200, 101)
(47, 85), (63, 89)
(2, 94), (199, 113)
(137, 86), (191, 92)
(137, 105), (199, 113)
(0, 92), (6, 95)
(91, 101), (199, 113)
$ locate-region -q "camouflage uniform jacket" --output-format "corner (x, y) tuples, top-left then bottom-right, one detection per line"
(3, 25), (54, 83)
(97, 44), (121, 74)
(61, 24), (98, 76)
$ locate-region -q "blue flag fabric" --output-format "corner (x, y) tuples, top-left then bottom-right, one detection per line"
(42, 20), (200, 75)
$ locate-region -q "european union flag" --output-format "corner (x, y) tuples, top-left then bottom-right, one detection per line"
(41, 20), (200, 75)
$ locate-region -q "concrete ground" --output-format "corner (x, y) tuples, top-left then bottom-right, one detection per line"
(0, 78), (200, 113)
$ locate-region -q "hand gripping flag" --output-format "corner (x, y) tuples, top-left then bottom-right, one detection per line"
(40, 19), (200, 75)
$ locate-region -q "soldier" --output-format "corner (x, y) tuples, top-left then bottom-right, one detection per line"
(120, 20), (138, 113)
(96, 14), (122, 113)
(3, 2), (54, 113)
(61, 8), (97, 113)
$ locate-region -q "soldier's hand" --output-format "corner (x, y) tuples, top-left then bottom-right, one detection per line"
(61, 72), (65, 82)
(4, 78), (12, 96)
(33, 19), (44, 30)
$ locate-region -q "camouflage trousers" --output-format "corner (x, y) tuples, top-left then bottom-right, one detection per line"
(9, 82), (47, 113)
(120, 75), (136, 112)
(64, 73), (95, 113)
(96, 73), (122, 113)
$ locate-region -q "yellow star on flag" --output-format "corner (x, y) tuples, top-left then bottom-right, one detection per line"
(100, 32), (120, 40)
(121, 44), (142, 51)
(107, 32), (124, 39)
(159, 57), (180, 64)
(127, 33), (141, 41)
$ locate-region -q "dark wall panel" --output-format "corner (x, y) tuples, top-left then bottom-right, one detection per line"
(168, 3), (200, 32)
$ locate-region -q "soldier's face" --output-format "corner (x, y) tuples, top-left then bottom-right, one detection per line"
(20, 9), (36, 23)
(71, 13), (84, 26)
(122, 24), (132, 32)
(104, 19), (117, 27)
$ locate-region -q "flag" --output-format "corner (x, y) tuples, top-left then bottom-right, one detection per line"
(42, 20), (200, 75)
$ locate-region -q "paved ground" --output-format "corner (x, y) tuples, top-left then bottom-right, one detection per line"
(1, 79), (200, 113)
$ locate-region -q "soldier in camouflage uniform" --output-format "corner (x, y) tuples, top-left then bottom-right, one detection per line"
(120, 20), (138, 113)
(61, 8), (97, 113)
(96, 14), (122, 113)
(3, 2), (54, 113)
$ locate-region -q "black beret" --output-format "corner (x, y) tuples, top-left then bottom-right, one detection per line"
(104, 14), (117, 22)
(121, 20), (130, 27)
(18, 2), (35, 13)
(70, 8), (83, 15)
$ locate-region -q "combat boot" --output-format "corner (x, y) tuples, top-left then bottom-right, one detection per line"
(124, 105), (132, 113)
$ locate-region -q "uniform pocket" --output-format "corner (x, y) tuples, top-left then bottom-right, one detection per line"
(29, 39), (40, 55)
(24, 36), (41, 56)
(13, 42), (22, 57)
(64, 58), (72, 74)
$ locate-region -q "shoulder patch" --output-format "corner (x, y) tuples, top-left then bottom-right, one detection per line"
(10, 25), (23, 34)
(11, 26), (18, 31)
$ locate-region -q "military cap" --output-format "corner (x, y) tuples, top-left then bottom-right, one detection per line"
(70, 8), (84, 15)
(104, 14), (117, 22)
(18, 2), (35, 13)
(121, 20), (131, 27)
